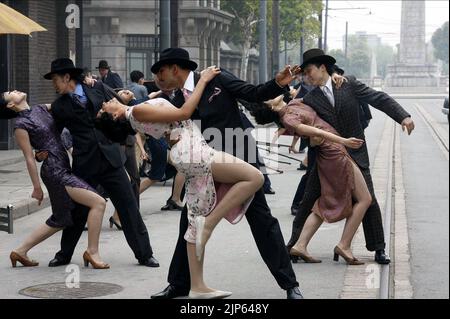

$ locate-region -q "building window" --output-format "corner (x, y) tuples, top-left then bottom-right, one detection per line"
(126, 35), (158, 83)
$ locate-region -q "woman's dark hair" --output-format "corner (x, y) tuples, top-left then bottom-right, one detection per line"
(94, 111), (135, 144)
(250, 103), (281, 125)
(0, 92), (19, 120)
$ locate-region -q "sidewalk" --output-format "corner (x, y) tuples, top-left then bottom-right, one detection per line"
(0, 150), (50, 219)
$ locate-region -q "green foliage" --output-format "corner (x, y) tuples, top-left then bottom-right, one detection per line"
(328, 49), (348, 71)
(329, 36), (370, 78)
(222, 0), (322, 49)
(376, 44), (395, 78)
(221, 0), (260, 47)
(431, 21), (449, 75)
(278, 0), (322, 43)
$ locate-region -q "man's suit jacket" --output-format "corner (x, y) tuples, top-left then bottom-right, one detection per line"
(102, 70), (124, 89)
(51, 81), (130, 177)
(302, 75), (410, 169)
(171, 69), (288, 162)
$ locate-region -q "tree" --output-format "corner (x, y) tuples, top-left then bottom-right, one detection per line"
(222, 0), (322, 81)
(343, 35), (370, 78)
(431, 21), (449, 75)
(221, 0), (260, 80)
(328, 49), (348, 71)
(376, 44), (395, 78)
(277, 0), (322, 67)
(279, 0), (322, 44)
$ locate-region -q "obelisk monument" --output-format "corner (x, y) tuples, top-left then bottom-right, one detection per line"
(385, 0), (440, 92)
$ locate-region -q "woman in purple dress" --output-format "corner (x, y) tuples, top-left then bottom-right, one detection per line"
(1, 90), (109, 269)
(252, 98), (372, 265)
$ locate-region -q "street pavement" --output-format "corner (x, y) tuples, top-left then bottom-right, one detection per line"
(0, 97), (448, 299)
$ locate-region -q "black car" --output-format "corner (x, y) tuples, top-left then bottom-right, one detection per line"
(443, 97), (449, 123)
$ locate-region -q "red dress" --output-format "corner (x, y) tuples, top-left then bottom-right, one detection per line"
(281, 100), (356, 223)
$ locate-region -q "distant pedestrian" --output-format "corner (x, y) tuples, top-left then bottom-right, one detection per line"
(96, 60), (124, 89)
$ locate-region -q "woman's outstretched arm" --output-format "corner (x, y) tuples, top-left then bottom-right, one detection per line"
(132, 66), (221, 123)
(294, 123), (364, 149)
(15, 129), (44, 205)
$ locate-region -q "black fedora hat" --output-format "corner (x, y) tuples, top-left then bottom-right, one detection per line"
(300, 48), (336, 70)
(96, 60), (111, 70)
(151, 48), (198, 74)
(334, 64), (345, 75)
(44, 58), (84, 80)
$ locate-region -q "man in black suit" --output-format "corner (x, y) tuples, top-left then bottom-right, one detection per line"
(286, 49), (415, 264)
(43, 58), (159, 267)
(96, 60), (124, 89)
(149, 48), (303, 299)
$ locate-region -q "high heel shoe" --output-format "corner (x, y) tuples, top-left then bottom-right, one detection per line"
(290, 247), (322, 263)
(195, 216), (206, 261)
(10, 251), (39, 268)
(333, 246), (364, 265)
(83, 251), (110, 269)
(109, 217), (122, 230)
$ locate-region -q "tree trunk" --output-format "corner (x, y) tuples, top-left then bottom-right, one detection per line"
(240, 39), (251, 81)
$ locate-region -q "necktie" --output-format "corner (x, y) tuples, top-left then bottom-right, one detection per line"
(323, 86), (335, 107)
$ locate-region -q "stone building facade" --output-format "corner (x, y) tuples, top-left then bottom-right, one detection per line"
(0, 0), (78, 150)
(82, 0), (234, 84)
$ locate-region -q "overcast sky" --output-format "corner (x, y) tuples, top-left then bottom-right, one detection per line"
(325, 0), (449, 50)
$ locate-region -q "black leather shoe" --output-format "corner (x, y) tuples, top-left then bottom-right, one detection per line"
(139, 256), (160, 267)
(161, 199), (183, 211)
(289, 254), (299, 264)
(375, 250), (391, 264)
(264, 187), (276, 195)
(48, 257), (71, 267)
(150, 284), (189, 299)
(287, 287), (304, 299)
(297, 162), (308, 171)
(291, 206), (299, 216)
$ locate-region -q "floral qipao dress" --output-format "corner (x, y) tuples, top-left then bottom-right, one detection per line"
(126, 98), (253, 243)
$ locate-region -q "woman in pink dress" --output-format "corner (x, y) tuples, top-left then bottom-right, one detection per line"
(100, 66), (264, 298)
(253, 98), (372, 265)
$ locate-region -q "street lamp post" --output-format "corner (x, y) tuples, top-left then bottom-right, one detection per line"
(259, 0), (267, 83)
(159, 0), (171, 51)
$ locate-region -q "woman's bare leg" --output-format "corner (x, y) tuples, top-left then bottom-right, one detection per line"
(289, 136), (300, 153)
(65, 187), (107, 264)
(171, 172), (185, 206)
(291, 136), (300, 149)
(140, 177), (156, 194)
(187, 243), (219, 293)
(200, 152), (264, 246)
(13, 224), (62, 259)
(337, 162), (372, 258)
(291, 211), (323, 256)
(270, 128), (286, 152)
(189, 152), (263, 293)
